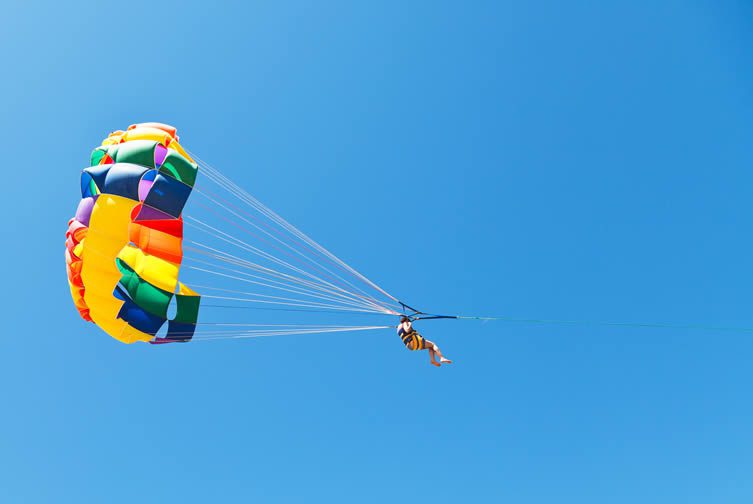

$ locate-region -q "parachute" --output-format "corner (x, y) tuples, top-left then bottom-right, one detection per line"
(66, 124), (402, 344)
(66, 124), (201, 343)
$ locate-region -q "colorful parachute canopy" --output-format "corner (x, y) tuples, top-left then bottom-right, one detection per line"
(66, 123), (200, 344)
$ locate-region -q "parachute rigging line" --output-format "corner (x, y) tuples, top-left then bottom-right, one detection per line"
(147, 325), (391, 344)
(187, 150), (401, 313)
(192, 186), (391, 310)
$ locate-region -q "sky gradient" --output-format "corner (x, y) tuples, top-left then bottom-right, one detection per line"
(2, 1), (753, 502)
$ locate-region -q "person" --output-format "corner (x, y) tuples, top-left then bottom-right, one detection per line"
(397, 315), (452, 367)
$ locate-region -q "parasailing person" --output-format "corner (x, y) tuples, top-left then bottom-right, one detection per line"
(397, 315), (452, 367)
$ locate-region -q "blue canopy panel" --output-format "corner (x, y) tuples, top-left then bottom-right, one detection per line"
(113, 286), (166, 336)
(81, 163), (150, 201)
(142, 173), (193, 218)
(159, 320), (197, 343)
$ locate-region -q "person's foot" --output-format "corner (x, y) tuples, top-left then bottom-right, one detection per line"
(431, 360), (441, 367)
(440, 358), (453, 364)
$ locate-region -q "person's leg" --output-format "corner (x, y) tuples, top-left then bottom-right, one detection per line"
(424, 339), (441, 366)
(431, 341), (452, 364)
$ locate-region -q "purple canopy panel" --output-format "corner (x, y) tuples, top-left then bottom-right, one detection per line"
(134, 203), (175, 221)
(154, 144), (168, 168)
(138, 179), (154, 201)
(75, 196), (98, 227)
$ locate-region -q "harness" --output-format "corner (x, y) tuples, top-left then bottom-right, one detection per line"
(397, 322), (418, 347)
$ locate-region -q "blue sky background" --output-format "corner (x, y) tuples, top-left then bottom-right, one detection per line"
(2, 1), (753, 502)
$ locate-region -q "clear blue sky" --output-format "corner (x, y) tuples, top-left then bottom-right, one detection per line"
(2, 1), (753, 502)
